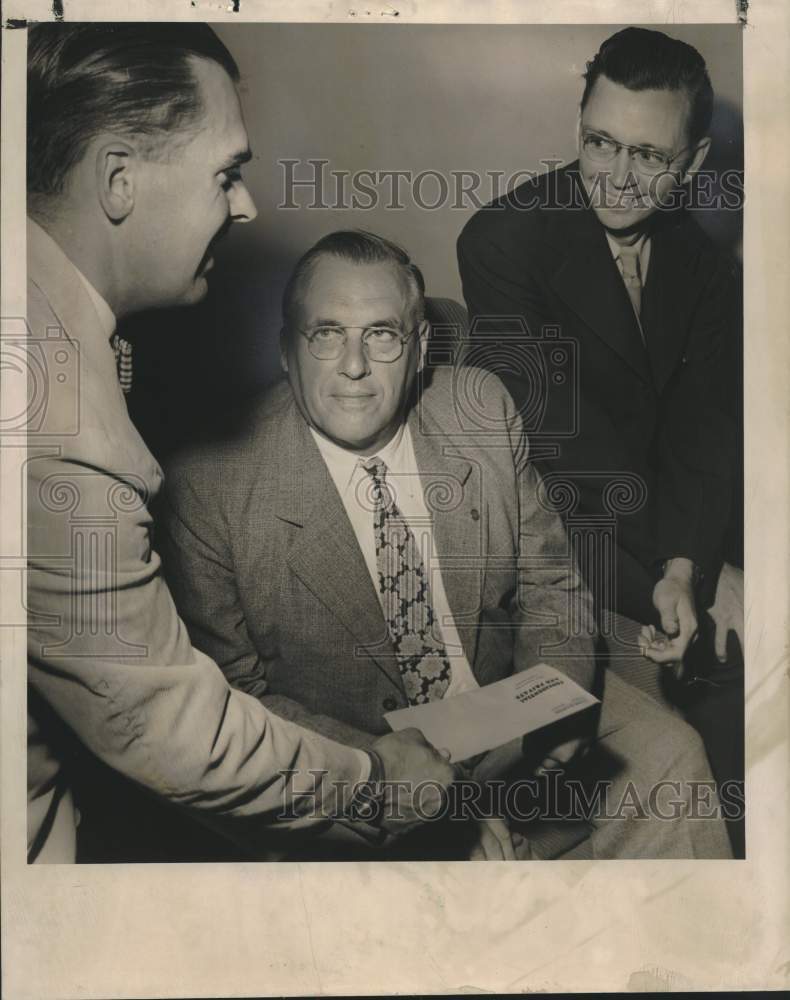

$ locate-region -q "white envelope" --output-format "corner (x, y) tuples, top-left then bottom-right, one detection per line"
(384, 663), (599, 763)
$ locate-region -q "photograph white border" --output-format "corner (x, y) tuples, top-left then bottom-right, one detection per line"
(2, 1), (788, 996)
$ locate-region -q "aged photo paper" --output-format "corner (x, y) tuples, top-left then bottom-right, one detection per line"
(2, 0), (788, 995)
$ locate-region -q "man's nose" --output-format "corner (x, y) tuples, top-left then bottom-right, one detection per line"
(608, 146), (640, 190)
(337, 335), (370, 379)
(229, 181), (258, 223)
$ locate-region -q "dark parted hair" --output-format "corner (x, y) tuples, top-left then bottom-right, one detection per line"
(581, 27), (714, 145)
(27, 23), (239, 197)
(282, 230), (427, 329)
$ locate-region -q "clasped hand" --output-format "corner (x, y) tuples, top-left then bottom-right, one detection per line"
(639, 560), (744, 670)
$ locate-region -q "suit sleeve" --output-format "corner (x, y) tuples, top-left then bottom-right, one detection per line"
(460, 212), (740, 594)
(158, 460), (379, 751)
(27, 448), (370, 850)
(498, 385), (597, 694)
(654, 255), (739, 589)
(458, 213), (546, 326)
(457, 209), (567, 442)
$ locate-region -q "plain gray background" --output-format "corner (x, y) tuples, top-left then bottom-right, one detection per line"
(128, 23), (742, 455)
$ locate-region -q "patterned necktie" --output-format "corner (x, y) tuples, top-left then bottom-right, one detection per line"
(617, 244), (644, 337)
(111, 333), (133, 395)
(363, 457), (452, 704)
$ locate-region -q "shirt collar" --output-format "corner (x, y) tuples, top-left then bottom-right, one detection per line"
(309, 420), (410, 494)
(605, 229), (648, 261)
(72, 263), (116, 341)
(28, 218), (117, 341)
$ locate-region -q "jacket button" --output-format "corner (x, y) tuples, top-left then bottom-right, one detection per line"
(382, 697), (398, 712)
(470, 508), (480, 521)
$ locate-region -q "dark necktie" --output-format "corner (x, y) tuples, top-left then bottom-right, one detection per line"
(363, 457), (452, 704)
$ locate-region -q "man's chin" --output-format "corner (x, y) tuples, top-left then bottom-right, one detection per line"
(592, 204), (656, 233)
(179, 275), (210, 307)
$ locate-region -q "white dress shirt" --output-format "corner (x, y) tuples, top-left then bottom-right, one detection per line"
(605, 230), (651, 286)
(310, 423), (480, 699)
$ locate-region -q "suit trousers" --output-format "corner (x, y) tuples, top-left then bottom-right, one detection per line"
(72, 616), (733, 862)
(282, 615), (733, 862)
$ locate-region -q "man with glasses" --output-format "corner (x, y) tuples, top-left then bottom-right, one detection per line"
(25, 24), (456, 863)
(160, 228), (731, 860)
(457, 27), (743, 852)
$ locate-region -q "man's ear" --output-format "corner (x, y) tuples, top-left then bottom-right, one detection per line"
(279, 328), (289, 374)
(679, 136), (711, 184)
(416, 318), (430, 374)
(94, 138), (137, 222)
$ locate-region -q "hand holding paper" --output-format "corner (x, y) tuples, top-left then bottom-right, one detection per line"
(384, 664), (599, 765)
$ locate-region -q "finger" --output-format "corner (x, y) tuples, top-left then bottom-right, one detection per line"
(637, 626), (655, 655)
(487, 818), (516, 861)
(676, 601), (698, 648)
(543, 738), (582, 767)
(714, 618), (728, 662)
(478, 824), (505, 861)
(734, 618), (745, 654)
(653, 592), (680, 636)
(641, 640), (683, 664)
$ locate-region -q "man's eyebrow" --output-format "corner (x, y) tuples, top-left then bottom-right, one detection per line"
(309, 316), (403, 328)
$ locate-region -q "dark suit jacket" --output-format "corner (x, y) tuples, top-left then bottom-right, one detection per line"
(457, 162), (740, 623)
(160, 367), (596, 748)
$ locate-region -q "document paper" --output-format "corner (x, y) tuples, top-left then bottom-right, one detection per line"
(383, 664), (599, 763)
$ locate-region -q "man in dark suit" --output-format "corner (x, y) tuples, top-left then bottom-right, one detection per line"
(161, 229), (732, 860)
(456, 29), (744, 848)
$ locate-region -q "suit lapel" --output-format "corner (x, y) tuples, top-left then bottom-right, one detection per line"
(273, 405), (402, 692)
(547, 205), (653, 385)
(641, 216), (696, 393)
(409, 395), (484, 668)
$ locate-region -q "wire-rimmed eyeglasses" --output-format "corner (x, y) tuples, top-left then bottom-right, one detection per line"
(296, 324), (418, 363)
(581, 129), (694, 176)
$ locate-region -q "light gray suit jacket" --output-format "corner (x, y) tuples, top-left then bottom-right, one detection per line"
(25, 220), (370, 862)
(162, 367), (597, 750)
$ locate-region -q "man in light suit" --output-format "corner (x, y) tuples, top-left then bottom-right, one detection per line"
(25, 23), (454, 863)
(457, 27), (744, 851)
(161, 229), (733, 860)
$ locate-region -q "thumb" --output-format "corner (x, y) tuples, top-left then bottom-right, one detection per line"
(713, 614), (728, 662)
(538, 738), (583, 772)
(659, 607), (679, 636)
(654, 589), (680, 636)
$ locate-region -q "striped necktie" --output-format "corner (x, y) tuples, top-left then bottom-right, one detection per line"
(364, 457), (452, 704)
(111, 333), (133, 395)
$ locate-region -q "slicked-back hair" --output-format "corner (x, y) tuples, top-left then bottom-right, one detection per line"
(27, 23), (240, 198)
(581, 27), (714, 145)
(282, 230), (427, 331)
